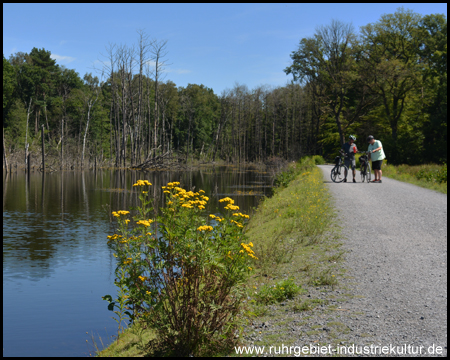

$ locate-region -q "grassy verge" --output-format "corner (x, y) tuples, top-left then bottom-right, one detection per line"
(234, 157), (347, 355)
(95, 321), (157, 357)
(381, 162), (447, 194)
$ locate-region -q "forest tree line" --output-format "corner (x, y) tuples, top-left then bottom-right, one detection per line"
(3, 8), (447, 168)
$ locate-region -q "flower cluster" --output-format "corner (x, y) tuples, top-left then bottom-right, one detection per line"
(209, 214), (225, 222)
(112, 210), (130, 217)
(197, 225), (214, 232)
(231, 219), (244, 228)
(220, 197), (240, 211)
(240, 242), (258, 259)
(232, 212), (250, 219)
(136, 219), (153, 227)
(133, 180), (152, 187)
(163, 182), (209, 211)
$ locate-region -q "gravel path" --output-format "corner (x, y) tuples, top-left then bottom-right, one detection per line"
(317, 165), (447, 356)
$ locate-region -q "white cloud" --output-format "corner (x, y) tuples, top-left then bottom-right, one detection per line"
(51, 53), (75, 63)
(59, 40), (67, 45)
(145, 60), (191, 75)
(145, 60), (156, 67)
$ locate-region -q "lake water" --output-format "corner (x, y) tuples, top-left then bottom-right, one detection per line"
(2, 166), (273, 357)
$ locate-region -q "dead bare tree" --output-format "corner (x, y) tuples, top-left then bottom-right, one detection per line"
(81, 74), (102, 169)
(135, 30), (153, 165)
(149, 39), (170, 159)
(25, 97), (33, 169)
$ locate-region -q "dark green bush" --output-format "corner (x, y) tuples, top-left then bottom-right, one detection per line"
(312, 155), (325, 165)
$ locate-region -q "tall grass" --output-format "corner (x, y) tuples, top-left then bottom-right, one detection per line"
(242, 157), (343, 349)
(382, 162), (446, 194)
(246, 156), (335, 276)
(354, 154), (447, 193)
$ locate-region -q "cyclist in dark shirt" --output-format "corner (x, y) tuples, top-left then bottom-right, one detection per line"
(342, 135), (358, 183)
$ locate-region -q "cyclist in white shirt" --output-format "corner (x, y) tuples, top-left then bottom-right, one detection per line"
(367, 135), (386, 183)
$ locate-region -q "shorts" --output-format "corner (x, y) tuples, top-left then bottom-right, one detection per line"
(344, 158), (356, 170)
(372, 160), (383, 170)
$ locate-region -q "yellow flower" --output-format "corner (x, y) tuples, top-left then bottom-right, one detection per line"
(209, 214), (216, 218)
(224, 204), (239, 210)
(146, 291), (151, 295)
(125, 219), (130, 224)
(138, 275), (147, 282)
(164, 191), (170, 194)
(133, 180), (152, 187)
(197, 225), (213, 232)
(167, 201), (173, 205)
(136, 220), (151, 227)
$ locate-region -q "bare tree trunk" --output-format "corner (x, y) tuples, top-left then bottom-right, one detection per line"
(82, 86), (100, 168)
(41, 125), (45, 172)
(23, 97), (33, 169)
(3, 127), (7, 173)
(151, 39), (170, 159)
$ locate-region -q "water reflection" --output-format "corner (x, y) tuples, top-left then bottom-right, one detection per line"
(3, 166), (273, 356)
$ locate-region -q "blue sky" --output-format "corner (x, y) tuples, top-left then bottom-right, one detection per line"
(3, 3), (447, 95)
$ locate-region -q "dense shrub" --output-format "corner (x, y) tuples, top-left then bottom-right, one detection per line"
(312, 155), (325, 165)
(103, 181), (256, 356)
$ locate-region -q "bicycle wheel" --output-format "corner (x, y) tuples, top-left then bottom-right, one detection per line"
(360, 164), (366, 182)
(366, 163), (371, 183)
(331, 164), (348, 183)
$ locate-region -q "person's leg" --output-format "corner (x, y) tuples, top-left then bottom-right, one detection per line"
(344, 159), (349, 181)
(373, 169), (379, 181)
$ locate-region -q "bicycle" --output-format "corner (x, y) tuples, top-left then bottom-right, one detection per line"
(330, 150), (349, 183)
(358, 151), (371, 183)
